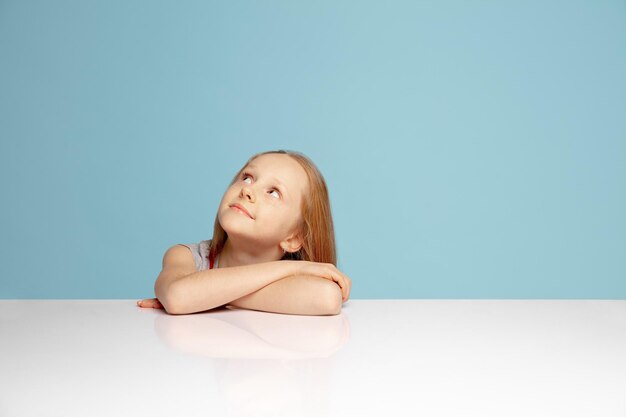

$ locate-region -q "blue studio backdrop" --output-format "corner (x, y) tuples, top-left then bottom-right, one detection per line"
(1, 1), (624, 299)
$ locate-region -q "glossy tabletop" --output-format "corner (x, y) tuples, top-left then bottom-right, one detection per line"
(1, 300), (625, 416)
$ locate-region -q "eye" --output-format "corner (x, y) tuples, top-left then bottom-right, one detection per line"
(242, 172), (252, 183)
(269, 189), (281, 199)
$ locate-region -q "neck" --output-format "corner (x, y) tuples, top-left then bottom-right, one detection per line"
(218, 237), (282, 268)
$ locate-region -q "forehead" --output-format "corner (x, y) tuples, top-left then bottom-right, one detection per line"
(246, 153), (309, 196)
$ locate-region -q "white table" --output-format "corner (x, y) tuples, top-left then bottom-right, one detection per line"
(1, 300), (625, 417)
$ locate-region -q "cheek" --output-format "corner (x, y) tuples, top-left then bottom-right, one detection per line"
(264, 202), (290, 220)
(283, 207), (302, 228)
(223, 187), (238, 201)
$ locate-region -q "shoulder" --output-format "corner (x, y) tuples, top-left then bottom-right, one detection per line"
(162, 244), (196, 269)
(155, 245), (199, 309)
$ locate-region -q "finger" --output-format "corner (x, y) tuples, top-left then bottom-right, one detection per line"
(137, 299), (161, 308)
(333, 272), (346, 295)
(330, 266), (348, 298)
(137, 299), (152, 308)
(332, 273), (345, 292)
(330, 275), (346, 300)
(324, 266), (349, 300)
(335, 276), (348, 300)
(342, 275), (351, 301)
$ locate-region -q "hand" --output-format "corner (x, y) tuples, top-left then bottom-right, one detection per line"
(291, 261), (352, 302)
(137, 298), (164, 309)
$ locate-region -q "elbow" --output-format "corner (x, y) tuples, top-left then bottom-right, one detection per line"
(161, 285), (193, 315)
(161, 297), (183, 315)
(157, 281), (221, 315)
(154, 281), (185, 315)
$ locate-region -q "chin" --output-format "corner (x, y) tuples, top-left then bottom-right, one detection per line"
(219, 214), (252, 238)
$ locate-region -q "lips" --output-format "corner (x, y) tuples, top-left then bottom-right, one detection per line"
(230, 203), (254, 219)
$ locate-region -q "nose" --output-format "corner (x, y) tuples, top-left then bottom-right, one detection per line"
(240, 183), (255, 203)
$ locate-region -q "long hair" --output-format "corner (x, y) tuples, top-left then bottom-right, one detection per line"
(207, 150), (337, 265)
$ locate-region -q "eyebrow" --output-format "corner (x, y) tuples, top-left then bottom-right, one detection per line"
(245, 165), (289, 195)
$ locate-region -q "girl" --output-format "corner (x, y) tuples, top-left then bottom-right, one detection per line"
(137, 149), (352, 315)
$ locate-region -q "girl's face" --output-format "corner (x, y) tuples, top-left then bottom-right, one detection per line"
(217, 153), (309, 250)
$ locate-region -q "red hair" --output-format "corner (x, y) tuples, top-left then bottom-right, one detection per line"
(208, 150), (337, 265)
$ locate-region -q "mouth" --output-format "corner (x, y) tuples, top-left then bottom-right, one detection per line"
(230, 204), (254, 219)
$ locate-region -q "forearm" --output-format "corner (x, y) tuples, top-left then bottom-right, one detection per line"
(168, 260), (297, 315)
(226, 275), (343, 316)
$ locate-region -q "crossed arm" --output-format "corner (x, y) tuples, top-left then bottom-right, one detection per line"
(225, 274), (343, 315)
(139, 274), (344, 316)
(140, 250), (351, 316)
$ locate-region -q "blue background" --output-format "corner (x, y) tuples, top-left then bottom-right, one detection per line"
(1, 1), (624, 299)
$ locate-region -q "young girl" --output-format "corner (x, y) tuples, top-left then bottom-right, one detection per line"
(137, 149), (352, 315)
